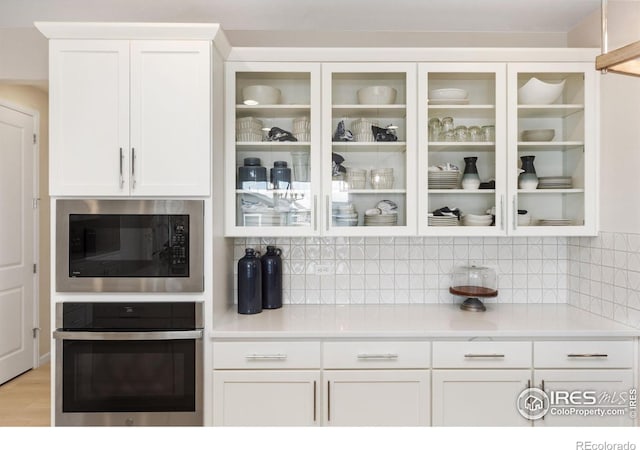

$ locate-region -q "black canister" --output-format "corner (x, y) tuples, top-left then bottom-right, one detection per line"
(237, 248), (262, 314)
(237, 157), (267, 188)
(261, 246), (283, 309)
(270, 161), (292, 190)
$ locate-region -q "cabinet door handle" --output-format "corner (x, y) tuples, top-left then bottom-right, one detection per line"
(500, 195), (505, 230)
(325, 195), (330, 232)
(244, 353), (287, 360)
(313, 195), (318, 231)
(464, 353), (505, 358)
(567, 353), (609, 358)
(327, 381), (331, 422)
(512, 195), (517, 229)
(357, 353), (399, 360)
(131, 147), (136, 189)
(313, 380), (317, 422)
(119, 148), (124, 189)
(541, 379), (545, 420)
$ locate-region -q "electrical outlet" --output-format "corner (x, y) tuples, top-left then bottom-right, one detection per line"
(315, 262), (333, 275)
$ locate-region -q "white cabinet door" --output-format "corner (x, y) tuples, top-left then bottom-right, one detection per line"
(324, 370), (430, 426)
(534, 369), (635, 427)
(130, 41), (211, 196)
(432, 369), (531, 426)
(49, 40), (130, 196)
(212, 370), (320, 426)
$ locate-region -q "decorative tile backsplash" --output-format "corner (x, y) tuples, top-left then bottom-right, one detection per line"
(234, 236), (568, 305)
(568, 232), (640, 329)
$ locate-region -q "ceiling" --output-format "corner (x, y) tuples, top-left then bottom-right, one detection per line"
(0, 0), (606, 33)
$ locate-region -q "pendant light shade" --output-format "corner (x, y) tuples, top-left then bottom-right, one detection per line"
(596, 0), (640, 77)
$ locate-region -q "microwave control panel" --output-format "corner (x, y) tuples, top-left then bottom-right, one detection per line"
(169, 217), (189, 275)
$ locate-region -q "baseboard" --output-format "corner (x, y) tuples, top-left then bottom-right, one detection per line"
(38, 352), (50, 366)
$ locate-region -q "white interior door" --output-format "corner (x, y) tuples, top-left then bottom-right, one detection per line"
(0, 103), (36, 385)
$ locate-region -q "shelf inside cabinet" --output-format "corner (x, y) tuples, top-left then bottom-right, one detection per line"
(428, 189), (495, 194)
(427, 105), (495, 119)
(517, 189), (585, 194)
(236, 189), (311, 195)
(337, 189), (407, 195)
(236, 104), (311, 118)
(517, 141), (584, 150)
(517, 105), (584, 118)
(236, 142), (311, 151)
(332, 142), (406, 152)
(428, 142), (495, 151)
(332, 104), (407, 118)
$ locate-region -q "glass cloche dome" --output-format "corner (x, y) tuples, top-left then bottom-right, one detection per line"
(449, 264), (498, 312)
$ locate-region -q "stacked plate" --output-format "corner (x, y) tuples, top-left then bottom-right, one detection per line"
(364, 214), (397, 226)
(333, 202), (358, 227)
(537, 176), (573, 189)
(428, 214), (459, 227)
(461, 214), (493, 227)
(538, 218), (573, 226)
(428, 170), (460, 189)
(242, 210), (286, 227)
(428, 88), (469, 105)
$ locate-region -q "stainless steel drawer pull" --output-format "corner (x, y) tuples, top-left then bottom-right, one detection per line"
(245, 354), (287, 360)
(567, 353), (609, 358)
(464, 353), (505, 358)
(357, 353), (399, 360)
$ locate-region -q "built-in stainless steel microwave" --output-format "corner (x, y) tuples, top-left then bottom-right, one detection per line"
(56, 199), (204, 292)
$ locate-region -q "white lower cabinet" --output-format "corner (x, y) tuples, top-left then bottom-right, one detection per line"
(324, 370), (430, 426)
(533, 369), (635, 427)
(432, 369), (531, 426)
(212, 370), (320, 426)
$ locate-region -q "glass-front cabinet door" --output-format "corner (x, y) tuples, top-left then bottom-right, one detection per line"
(507, 63), (597, 236)
(418, 63), (507, 235)
(322, 63), (417, 236)
(225, 62), (321, 236)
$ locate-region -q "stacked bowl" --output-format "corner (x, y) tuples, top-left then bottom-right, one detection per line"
(462, 214), (493, 227)
(351, 118), (379, 142)
(236, 116), (264, 142)
(428, 168), (460, 189)
(370, 168), (394, 189)
(346, 168), (366, 189)
(293, 116), (310, 142)
(332, 203), (358, 227)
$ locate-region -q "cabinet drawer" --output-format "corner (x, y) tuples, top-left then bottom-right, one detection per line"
(432, 341), (532, 368)
(213, 341), (321, 369)
(323, 341), (430, 369)
(534, 341), (634, 369)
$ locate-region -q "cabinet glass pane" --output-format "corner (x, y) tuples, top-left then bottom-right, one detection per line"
(426, 72), (499, 229)
(234, 72), (314, 229)
(329, 72), (408, 229)
(515, 72), (585, 228)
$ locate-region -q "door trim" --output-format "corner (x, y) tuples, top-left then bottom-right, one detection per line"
(0, 99), (40, 369)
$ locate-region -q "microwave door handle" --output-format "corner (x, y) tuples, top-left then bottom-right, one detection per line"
(52, 330), (203, 341)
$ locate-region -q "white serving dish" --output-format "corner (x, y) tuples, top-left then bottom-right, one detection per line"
(521, 129), (555, 142)
(357, 86), (397, 105)
(429, 88), (468, 100)
(242, 85), (281, 105)
(518, 77), (565, 105)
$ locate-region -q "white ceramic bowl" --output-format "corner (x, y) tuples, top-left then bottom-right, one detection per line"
(429, 88), (468, 100)
(521, 129), (555, 142)
(357, 86), (397, 105)
(242, 85), (281, 105)
(518, 78), (565, 105)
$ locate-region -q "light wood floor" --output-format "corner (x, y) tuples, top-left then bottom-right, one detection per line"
(0, 363), (51, 426)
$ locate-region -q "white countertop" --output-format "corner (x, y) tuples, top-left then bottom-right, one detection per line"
(211, 304), (640, 339)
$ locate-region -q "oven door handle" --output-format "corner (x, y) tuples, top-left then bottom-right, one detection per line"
(52, 330), (203, 341)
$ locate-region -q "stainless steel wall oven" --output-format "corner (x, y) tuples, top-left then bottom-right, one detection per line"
(56, 199), (204, 293)
(53, 302), (203, 426)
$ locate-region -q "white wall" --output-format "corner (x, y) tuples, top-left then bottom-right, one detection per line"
(0, 28), (48, 83)
(568, 1), (640, 234)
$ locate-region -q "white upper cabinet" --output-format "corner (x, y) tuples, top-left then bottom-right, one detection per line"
(419, 63), (507, 236)
(322, 63), (417, 236)
(507, 63), (598, 236)
(49, 39), (211, 196)
(224, 62), (322, 236)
